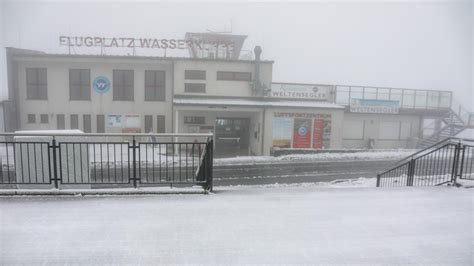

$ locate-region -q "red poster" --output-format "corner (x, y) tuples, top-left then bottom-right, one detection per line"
(293, 119), (312, 148)
(312, 118), (324, 149)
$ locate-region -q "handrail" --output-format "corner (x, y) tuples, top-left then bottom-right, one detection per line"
(0, 132), (213, 138)
(378, 137), (474, 175)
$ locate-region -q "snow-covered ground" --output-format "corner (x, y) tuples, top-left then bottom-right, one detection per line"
(215, 149), (417, 165)
(0, 182), (472, 265)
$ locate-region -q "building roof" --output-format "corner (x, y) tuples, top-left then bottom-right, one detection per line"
(7, 47), (274, 64)
(173, 97), (344, 109)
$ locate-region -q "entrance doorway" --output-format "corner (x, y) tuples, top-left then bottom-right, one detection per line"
(215, 117), (250, 157)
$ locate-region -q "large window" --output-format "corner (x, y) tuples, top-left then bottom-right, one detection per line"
(26, 68), (48, 100)
(144, 70), (165, 101)
(184, 83), (206, 93)
(113, 70), (134, 101)
(69, 69), (90, 100)
(216, 71), (252, 81)
(185, 70), (206, 80)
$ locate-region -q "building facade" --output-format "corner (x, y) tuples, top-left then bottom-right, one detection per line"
(4, 37), (467, 157)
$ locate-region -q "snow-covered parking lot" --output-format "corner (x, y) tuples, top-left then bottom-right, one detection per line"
(0, 183), (472, 265)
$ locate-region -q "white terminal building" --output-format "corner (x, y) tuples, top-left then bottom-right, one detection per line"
(2, 33), (472, 157)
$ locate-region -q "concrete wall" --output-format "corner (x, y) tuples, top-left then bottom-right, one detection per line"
(14, 56), (173, 133)
(174, 60), (273, 97)
(342, 113), (421, 149)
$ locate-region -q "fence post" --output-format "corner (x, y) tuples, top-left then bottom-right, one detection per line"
(451, 142), (462, 185)
(207, 137), (214, 192)
(132, 136), (137, 188)
(458, 144), (466, 181)
(407, 158), (415, 186)
(376, 174), (380, 187)
(51, 137), (59, 189)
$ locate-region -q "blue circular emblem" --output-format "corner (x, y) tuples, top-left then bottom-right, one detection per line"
(93, 76), (110, 94)
(298, 126), (307, 136)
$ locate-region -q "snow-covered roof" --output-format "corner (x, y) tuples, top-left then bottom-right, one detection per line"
(13, 129), (84, 139)
(173, 98), (344, 109)
(14, 129), (84, 135)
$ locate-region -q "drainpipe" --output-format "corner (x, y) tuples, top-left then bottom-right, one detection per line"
(261, 108), (266, 155)
(254, 46), (262, 96)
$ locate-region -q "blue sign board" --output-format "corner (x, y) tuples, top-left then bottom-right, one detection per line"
(93, 76), (110, 94)
(350, 98), (400, 114)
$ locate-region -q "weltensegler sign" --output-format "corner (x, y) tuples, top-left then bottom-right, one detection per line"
(271, 83), (332, 100)
(59, 35), (235, 50)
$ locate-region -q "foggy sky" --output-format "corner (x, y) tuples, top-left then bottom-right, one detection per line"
(0, 1), (472, 107)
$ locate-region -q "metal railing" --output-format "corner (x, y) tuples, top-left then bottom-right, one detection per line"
(377, 138), (474, 187)
(335, 85), (452, 110)
(0, 133), (214, 191)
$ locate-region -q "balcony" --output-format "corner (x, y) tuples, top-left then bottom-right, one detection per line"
(335, 86), (452, 110)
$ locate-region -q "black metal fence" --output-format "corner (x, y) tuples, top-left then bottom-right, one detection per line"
(377, 138), (474, 187)
(0, 133), (214, 191)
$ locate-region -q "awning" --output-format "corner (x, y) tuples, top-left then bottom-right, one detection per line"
(173, 98), (344, 109)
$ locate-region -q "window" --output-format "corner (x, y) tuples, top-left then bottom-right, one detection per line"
(26, 68), (48, 100)
(57, 114), (65, 129)
(216, 71), (252, 81)
(70, 114), (79, 129)
(157, 115), (165, 133)
(144, 70), (165, 101)
(342, 120), (364, 139)
(184, 83), (206, 93)
(83, 115), (91, 133)
(113, 70), (134, 101)
(40, 114), (49, 124)
(27, 114), (36, 124)
(185, 70), (206, 80)
(184, 116), (205, 124)
(96, 115), (105, 133)
(69, 69), (90, 100)
(144, 115), (153, 133)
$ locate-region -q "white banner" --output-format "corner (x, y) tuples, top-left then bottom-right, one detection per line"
(271, 83), (331, 100)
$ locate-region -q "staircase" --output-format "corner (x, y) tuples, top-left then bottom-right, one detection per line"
(417, 105), (473, 149)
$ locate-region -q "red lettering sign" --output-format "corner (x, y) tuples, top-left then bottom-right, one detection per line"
(312, 118), (324, 149)
(293, 119), (312, 148)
